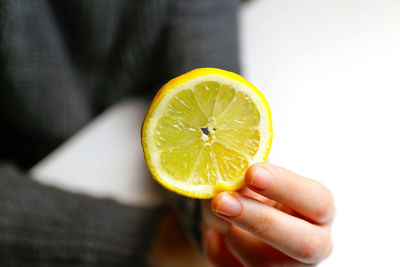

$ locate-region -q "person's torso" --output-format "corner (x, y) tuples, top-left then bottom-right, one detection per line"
(0, 0), (169, 168)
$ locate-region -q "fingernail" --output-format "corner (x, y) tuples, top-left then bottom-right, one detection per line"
(213, 193), (242, 217)
(250, 167), (274, 190)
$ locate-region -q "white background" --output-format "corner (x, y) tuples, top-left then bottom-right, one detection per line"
(241, 0), (400, 266)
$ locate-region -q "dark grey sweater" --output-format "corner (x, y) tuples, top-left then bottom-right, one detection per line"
(0, 0), (240, 266)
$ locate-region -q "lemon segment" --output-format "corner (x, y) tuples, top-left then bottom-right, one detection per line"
(191, 144), (219, 185)
(142, 68), (272, 198)
(165, 89), (208, 127)
(159, 139), (204, 181)
(212, 142), (249, 183)
(214, 128), (260, 158)
(154, 116), (202, 150)
(215, 91), (260, 129)
(194, 81), (220, 117)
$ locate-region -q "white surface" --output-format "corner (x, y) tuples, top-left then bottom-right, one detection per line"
(240, 0), (400, 266)
(30, 99), (167, 207)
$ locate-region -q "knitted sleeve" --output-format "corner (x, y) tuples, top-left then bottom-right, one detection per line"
(164, 0), (241, 77)
(0, 163), (165, 266)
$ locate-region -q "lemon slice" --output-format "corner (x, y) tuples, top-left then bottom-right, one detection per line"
(142, 68), (272, 199)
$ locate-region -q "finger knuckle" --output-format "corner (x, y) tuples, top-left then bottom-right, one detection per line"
(297, 231), (324, 263)
(247, 210), (273, 235)
(297, 229), (331, 263)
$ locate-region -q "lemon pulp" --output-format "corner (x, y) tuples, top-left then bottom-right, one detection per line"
(154, 82), (260, 188)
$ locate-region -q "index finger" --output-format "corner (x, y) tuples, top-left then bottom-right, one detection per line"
(245, 163), (335, 224)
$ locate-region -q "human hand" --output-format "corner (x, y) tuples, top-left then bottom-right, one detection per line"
(202, 163), (334, 266)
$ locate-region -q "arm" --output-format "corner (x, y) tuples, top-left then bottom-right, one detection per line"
(0, 163), (165, 266)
